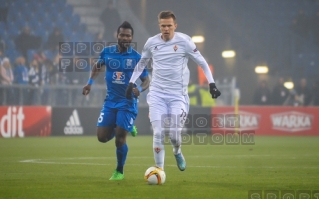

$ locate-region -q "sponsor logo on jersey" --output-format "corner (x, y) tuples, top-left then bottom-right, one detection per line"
(64, 110), (83, 135)
(193, 48), (198, 52)
(154, 46), (158, 50)
(173, 45), (178, 52)
(271, 111), (313, 132)
(112, 71), (125, 84)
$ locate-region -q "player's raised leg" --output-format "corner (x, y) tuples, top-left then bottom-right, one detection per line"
(97, 127), (115, 143)
(96, 107), (116, 143)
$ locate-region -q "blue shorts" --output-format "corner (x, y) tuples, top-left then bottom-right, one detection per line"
(96, 101), (137, 132)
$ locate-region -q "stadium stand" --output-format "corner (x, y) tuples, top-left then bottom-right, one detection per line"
(0, 0), (318, 105)
(0, 0), (93, 62)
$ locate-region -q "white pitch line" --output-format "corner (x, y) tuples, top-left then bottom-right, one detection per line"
(21, 154), (319, 161)
(19, 159), (319, 169)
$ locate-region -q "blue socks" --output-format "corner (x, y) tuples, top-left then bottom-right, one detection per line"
(116, 143), (128, 174)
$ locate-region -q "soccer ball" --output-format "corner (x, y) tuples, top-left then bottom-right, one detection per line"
(144, 166), (166, 185)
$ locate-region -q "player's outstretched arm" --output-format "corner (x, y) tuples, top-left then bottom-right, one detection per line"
(186, 38), (221, 99)
(190, 54), (221, 98)
(82, 62), (103, 96)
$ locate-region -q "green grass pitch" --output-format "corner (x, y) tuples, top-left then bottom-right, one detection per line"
(0, 136), (318, 199)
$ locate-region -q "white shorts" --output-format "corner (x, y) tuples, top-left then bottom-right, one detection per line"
(147, 91), (190, 127)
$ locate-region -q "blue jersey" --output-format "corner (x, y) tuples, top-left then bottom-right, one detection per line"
(14, 64), (29, 85)
(97, 45), (148, 109)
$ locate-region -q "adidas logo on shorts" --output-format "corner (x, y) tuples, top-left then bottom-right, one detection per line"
(64, 110), (83, 135)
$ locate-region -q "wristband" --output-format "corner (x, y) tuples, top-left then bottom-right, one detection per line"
(137, 86), (142, 92)
(87, 78), (94, 85)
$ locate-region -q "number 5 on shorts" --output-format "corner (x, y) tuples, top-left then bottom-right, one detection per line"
(98, 112), (104, 123)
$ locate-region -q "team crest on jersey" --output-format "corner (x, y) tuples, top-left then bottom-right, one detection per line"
(154, 46), (158, 50)
(173, 45), (178, 52)
(112, 72), (125, 84)
(193, 48), (198, 52)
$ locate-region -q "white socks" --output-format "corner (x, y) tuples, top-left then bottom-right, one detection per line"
(152, 120), (165, 169)
(152, 120), (184, 169)
(173, 145), (181, 155)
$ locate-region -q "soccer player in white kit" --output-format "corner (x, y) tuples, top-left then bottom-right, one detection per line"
(126, 11), (221, 171)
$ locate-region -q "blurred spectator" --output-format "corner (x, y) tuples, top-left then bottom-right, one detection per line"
(294, 78), (312, 106)
(13, 57), (30, 105)
(272, 77), (289, 105)
(13, 57), (29, 84)
(253, 81), (272, 105)
(15, 26), (42, 60)
(0, 57), (15, 104)
(33, 52), (51, 105)
(0, 37), (5, 57)
(285, 90), (303, 107)
(45, 27), (64, 51)
(53, 53), (61, 68)
(28, 59), (41, 105)
(33, 51), (48, 84)
(310, 11), (319, 46)
(0, 58), (13, 83)
(39, 59), (58, 105)
(45, 59), (58, 85)
(54, 54), (70, 106)
(311, 80), (319, 106)
(99, 1), (121, 42)
(0, 47), (4, 64)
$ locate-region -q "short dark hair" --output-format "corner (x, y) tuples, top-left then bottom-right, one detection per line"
(158, 11), (176, 22)
(117, 21), (134, 36)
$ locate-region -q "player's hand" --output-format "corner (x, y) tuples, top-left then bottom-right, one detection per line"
(132, 87), (140, 97)
(82, 84), (91, 96)
(125, 82), (134, 99)
(209, 83), (221, 99)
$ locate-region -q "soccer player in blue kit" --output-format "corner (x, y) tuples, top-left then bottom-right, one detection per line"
(82, 21), (150, 180)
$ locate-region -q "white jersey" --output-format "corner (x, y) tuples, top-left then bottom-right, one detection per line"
(130, 32), (214, 95)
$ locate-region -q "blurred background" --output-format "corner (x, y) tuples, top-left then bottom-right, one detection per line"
(0, 0), (319, 107)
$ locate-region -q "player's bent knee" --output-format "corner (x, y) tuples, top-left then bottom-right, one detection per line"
(96, 127), (114, 143)
(97, 135), (108, 143)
